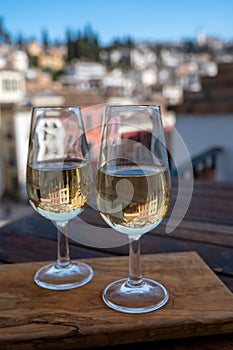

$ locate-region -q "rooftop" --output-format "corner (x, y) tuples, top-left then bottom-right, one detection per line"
(175, 63), (233, 114)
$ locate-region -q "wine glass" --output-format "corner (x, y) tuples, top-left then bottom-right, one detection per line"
(26, 106), (94, 290)
(96, 105), (171, 313)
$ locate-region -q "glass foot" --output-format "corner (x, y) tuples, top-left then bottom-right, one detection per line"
(34, 261), (94, 290)
(102, 278), (169, 313)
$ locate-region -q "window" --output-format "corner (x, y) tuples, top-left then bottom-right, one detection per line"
(2, 78), (20, 91)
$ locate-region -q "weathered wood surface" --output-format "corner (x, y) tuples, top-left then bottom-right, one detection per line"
(2, 179), (232, 290)
(0, 252), (233, 350)
(0, 179), (233, 349)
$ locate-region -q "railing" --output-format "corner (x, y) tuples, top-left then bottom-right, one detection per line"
(171, 146), (223, 179)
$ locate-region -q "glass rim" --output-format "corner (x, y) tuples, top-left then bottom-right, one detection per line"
(32, 105), (81, 111)
(104, 104), (161, 111)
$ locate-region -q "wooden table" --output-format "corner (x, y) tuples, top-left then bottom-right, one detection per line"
(0, 179), (233, 349)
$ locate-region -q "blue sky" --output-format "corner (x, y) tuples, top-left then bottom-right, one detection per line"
(1, 0), (233, 45)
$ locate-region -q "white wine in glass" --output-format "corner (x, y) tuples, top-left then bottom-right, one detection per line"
(96, 105), (171, 313)
(26, 106), (94, 290)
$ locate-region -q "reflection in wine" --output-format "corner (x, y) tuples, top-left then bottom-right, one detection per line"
(96, 164), (171, 237)
(27, 159), (92, 221)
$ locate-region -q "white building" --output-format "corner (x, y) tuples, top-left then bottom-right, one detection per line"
(11, 50), (29, 73)
(130, 47), (157, 70)
(0, 68), (25, 104)
(74, 61), (106, 89)
(102, 68), (135, 96)
(0, 68), (27, 199)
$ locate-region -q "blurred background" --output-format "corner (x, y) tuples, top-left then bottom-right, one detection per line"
(0, 0), (233, 225)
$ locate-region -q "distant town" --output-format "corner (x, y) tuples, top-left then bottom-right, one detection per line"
(1, 18), (233, 105)
(0, 18), (233, 215)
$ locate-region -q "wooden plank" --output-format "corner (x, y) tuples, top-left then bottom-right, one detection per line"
(0, 230), (112, 263)
(1, 210), (233, 283)
(1, 213), (57, 239)
(109, 334), (233, 350)
(172, 179), (233, 199)
(104, 233), (233, 289)
(183, 198), (233, 225)
(168, 191), (233, 226)
(160, 218), (233, 247)
(0, 252), (233, 350)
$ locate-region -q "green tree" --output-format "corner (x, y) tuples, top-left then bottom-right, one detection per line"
(0, 17), (11, 43)
(65, 25), (101, 62)
(41, 29), (49, 50)
(66, 29), (76, 62)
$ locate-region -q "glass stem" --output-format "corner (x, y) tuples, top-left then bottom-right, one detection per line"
(127, 237), (143, 287)
(56, 221), (71, 268)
